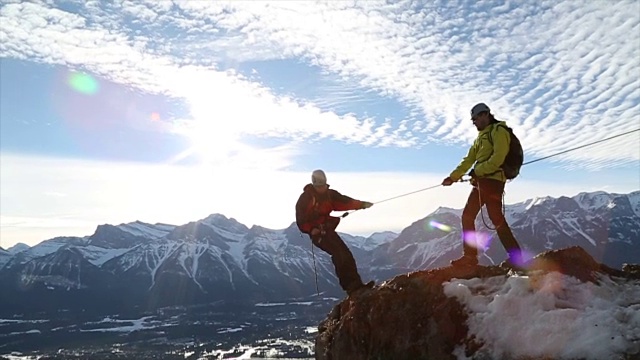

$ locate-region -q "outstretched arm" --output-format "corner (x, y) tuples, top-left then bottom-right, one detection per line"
(329, 189), (368, 211)
(449, 144), (477, 181)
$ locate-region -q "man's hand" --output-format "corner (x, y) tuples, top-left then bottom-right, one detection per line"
(442, 177), (454, 186)
(311, 228), (321, 236)
(361, 201), (373, 209)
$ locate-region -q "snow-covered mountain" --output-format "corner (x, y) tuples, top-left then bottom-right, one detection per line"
(0, 216), (394, 314)
(0, 247), (11, 269)
(0, 190), (637, 315)
(2, 236), (88, 270)
(7, 242), (30, 254)
(373, 190), (640, 272)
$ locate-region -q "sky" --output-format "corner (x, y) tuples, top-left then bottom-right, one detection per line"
(0, 0), (639, 249)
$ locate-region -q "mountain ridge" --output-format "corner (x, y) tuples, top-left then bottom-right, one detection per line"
(1, 190), (638, 315)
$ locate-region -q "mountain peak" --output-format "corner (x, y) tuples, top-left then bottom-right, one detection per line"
(202, 213), (228, 222)
(115, 221), (175, 240)
(361, 231), (398, 251)
(432, 206), (461, 216)
(7, 242), (30, 254)
(199, 213), (249, 233)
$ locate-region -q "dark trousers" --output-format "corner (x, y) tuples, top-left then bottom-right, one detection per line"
(461, 178), (522, 259)
(311, 230), (363, 292)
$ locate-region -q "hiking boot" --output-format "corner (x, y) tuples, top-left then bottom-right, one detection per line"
(450, 255), (478, 267)
(346, 281), (375, 296)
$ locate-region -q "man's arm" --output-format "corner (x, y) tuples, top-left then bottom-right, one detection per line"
(329, 189), (364, 212)
(449, 144), (477, 181)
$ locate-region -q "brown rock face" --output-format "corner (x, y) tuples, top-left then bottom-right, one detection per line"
(316, 265), (506, 360)
(315, 247), (640, 360)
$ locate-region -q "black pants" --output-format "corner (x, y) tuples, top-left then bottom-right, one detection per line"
(312, 230), (363, 292)
(461, 178), (522, 259)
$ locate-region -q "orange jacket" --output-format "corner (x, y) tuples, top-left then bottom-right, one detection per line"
(295, 184), (364, 234)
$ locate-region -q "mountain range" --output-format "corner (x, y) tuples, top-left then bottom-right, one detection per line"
(0, 190), (638, 316)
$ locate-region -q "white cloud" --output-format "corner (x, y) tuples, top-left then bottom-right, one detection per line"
(165, 1), (640, 164)
(0, 1), (639, 167)
(0, 2), (392, 153)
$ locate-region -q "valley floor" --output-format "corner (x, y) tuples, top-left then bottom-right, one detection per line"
(0, 298), (336, 359)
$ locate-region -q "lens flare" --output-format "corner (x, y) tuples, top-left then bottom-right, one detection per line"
(428, 220), (452, 232)
(462, 230), (491, 250)
(68, 72), (99, 95)
(509, 249), (534, 267)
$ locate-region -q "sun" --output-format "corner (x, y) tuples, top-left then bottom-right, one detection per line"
(165, 113), (241, 166)
(191, 120), (239, 163)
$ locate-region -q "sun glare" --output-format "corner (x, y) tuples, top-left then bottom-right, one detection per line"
(187, 119), (241, 165)
(171, 89), (291, 170)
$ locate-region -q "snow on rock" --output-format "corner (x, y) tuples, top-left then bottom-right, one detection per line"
(628, 190), (640, 218)
(0, 248), (11, 269)
(116, 221), (175, 239)
(7, 243), (30, 254)
(76, 245), (132, 267)
(3, 237), (87, 269)
(199, 213), (249, 234)
(361, 231), (398, 251)
(444, 273), (639, 360)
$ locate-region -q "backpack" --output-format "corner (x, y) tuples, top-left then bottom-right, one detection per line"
(488, 123), (523, 180)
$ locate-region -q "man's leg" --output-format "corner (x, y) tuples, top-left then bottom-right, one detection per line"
(481, 179), (522, 262)
(460, 186), (482, 259)
(312, 231), (363, 292)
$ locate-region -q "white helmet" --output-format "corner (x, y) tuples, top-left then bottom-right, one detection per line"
(311, 169), (327, 186)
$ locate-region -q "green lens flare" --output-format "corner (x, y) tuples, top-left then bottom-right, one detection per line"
(68, 72), (99, 94)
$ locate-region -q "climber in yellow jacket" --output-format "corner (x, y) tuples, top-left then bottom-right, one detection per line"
(442, 103), (524, 270)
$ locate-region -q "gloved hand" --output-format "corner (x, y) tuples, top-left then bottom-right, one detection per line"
(469, 169), (477, 178)
(442, 177), (454, 186)
(361, 201), (373, 209)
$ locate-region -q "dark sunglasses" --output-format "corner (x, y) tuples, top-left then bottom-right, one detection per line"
(471, 112), (487, 122)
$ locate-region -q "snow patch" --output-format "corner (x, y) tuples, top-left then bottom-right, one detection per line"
(444, 272), (640, 360)
(116, 221), (174, 239)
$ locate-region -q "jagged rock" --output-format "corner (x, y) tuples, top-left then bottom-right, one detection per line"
(623, 264), (640, 278)
(528, 246), (604, 282)
(316, 265), (510, 360)
(315, 247), (640, 360)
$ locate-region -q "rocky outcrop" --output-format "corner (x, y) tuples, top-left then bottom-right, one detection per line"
(315, 247), (640, 360)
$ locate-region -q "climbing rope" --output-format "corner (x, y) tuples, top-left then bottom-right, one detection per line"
(522, 128), (639, 166)
(299, 231), (321, 296)
(339, 128), (640, 218)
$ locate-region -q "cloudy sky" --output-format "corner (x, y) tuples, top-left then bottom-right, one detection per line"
(1, 0), (639, 248)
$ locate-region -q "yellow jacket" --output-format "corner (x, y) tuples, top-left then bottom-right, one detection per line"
(449, 121), (510, 183)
